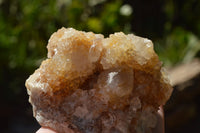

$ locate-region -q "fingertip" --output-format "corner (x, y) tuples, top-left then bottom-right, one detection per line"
(36, 127), (57, 133)
(152, 106), (165, 133)
(158, 106), (164, 119)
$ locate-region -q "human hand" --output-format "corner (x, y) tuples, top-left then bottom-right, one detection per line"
(152, 106), (165, 133)
(36, 127), (57, 133)
(36, 107), (164, 133)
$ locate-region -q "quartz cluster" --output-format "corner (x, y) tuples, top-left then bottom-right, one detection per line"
(25, 28), (173, 133)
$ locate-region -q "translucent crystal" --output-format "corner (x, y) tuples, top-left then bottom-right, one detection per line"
(25, 27), (173, 133)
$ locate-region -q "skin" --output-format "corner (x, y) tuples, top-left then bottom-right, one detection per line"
(36, 127), (57, 133)
(36, 107), (165, 133)
(152, 106), (165, 133)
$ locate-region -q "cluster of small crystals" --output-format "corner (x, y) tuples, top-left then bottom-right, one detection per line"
(25, 27), (173, 133)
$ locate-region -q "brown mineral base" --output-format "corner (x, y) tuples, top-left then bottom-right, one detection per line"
(25, 28), (173, 133)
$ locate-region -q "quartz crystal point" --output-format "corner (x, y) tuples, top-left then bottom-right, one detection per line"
(25, 27), (173, 133)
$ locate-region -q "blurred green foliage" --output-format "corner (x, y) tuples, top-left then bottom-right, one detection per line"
(0, 0), (200, 102)
(155, 0), (200, 66)
(155, 27), (200, 66)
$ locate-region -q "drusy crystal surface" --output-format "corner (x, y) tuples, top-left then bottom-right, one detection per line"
(26, 28), (173, 133)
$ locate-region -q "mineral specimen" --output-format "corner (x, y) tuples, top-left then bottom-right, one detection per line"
(25, 28), (173, 133)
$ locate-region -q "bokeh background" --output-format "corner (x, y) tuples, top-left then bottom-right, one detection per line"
(0, 0), (200, 133)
